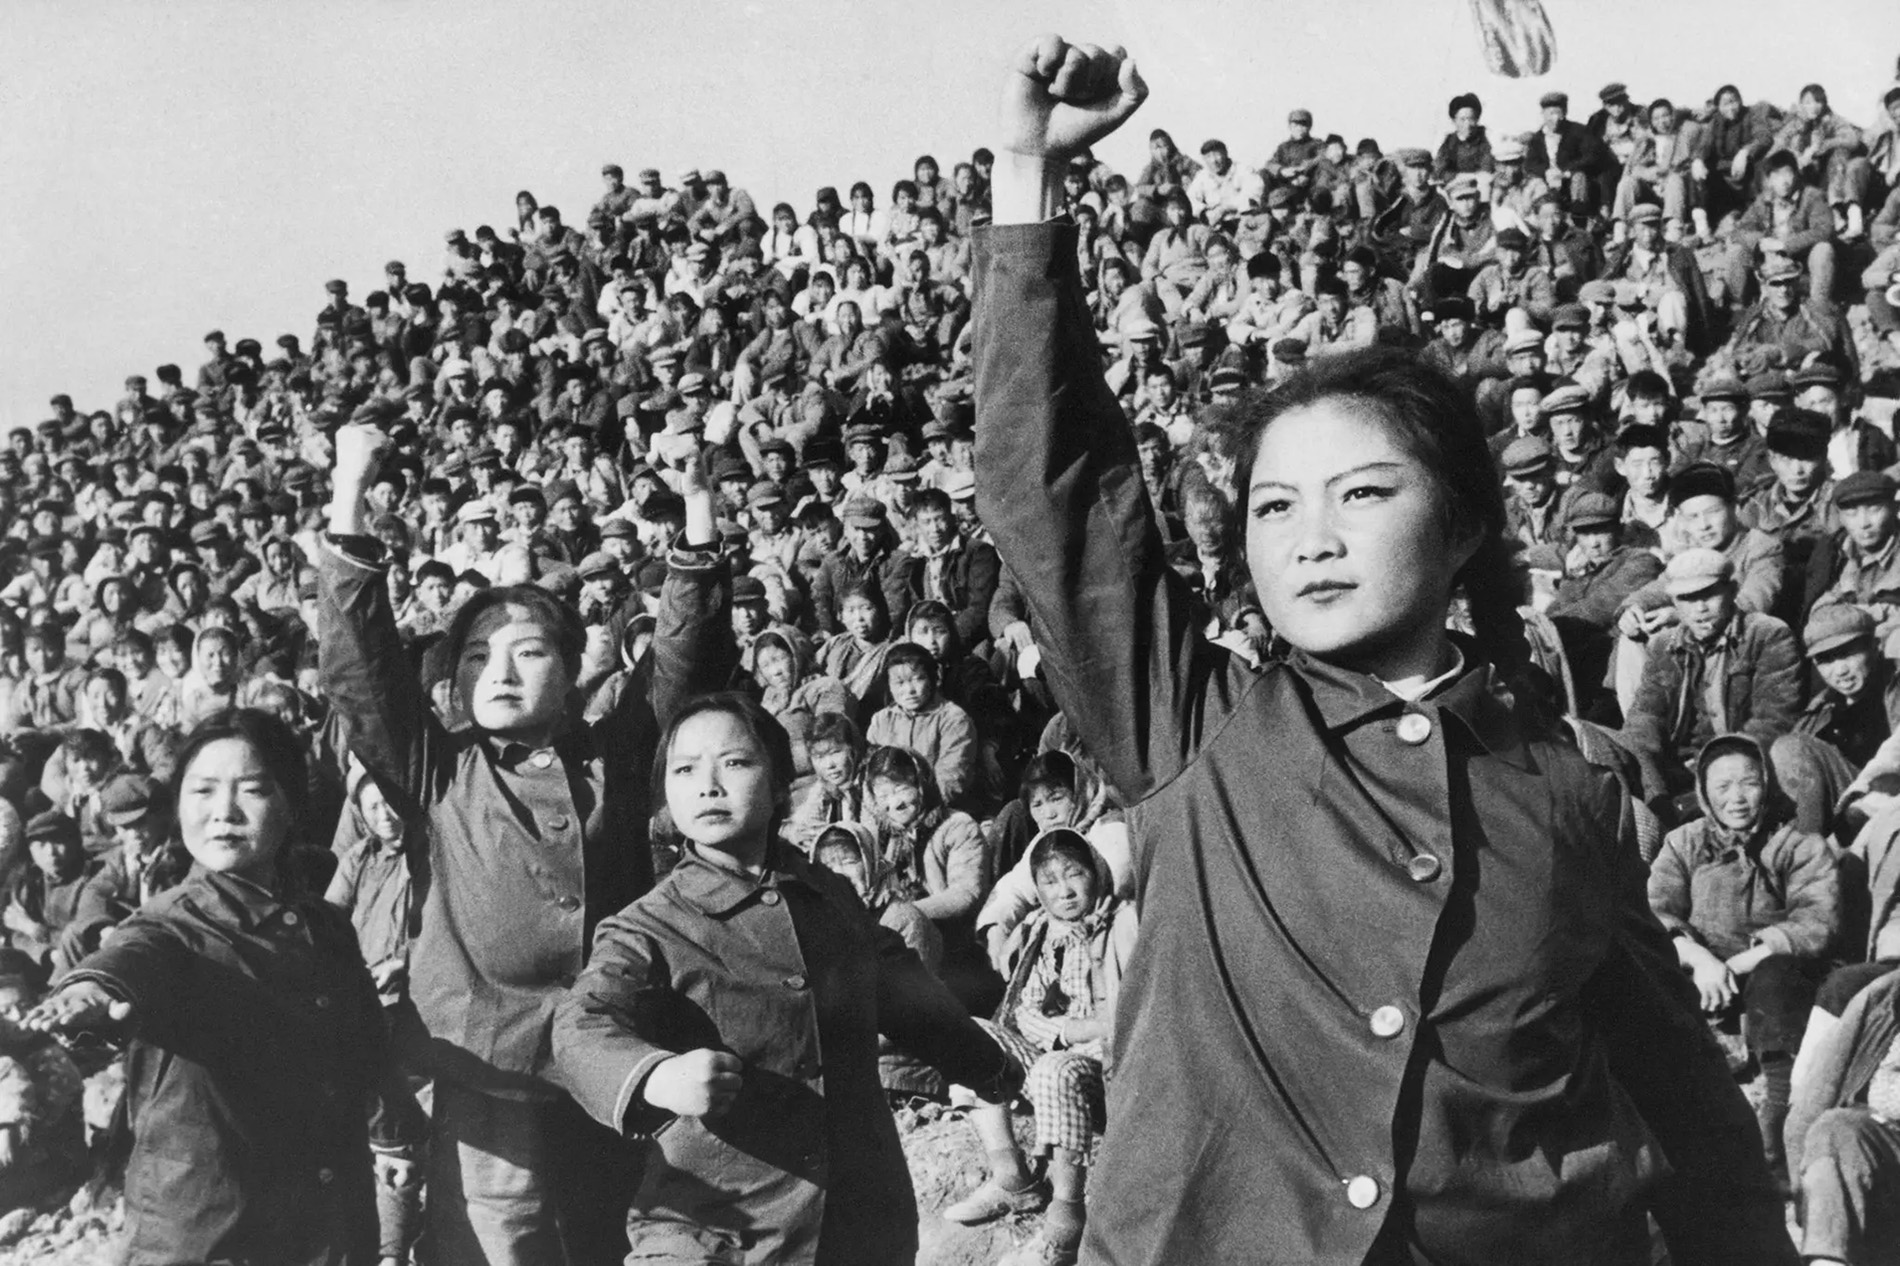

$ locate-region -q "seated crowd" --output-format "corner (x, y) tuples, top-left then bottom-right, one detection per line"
(4, 61), (1900, 1266)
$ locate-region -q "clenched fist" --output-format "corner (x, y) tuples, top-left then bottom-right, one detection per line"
(332, 422), (393, 496)
(999, 35), (1147, 161)
(643, 1048), (744, 1119)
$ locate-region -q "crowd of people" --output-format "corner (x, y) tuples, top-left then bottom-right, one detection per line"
(1, 34), (1900, 1266)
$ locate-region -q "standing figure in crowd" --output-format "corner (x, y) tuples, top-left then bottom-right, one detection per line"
(972, 36), (1792, 1264)
(318, 425), (735, 1265)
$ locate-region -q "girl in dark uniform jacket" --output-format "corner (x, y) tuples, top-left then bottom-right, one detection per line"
(971, 37), (1794, 1266)
(552, 694), (1018, 1266)
(25, 709), (423, 1266)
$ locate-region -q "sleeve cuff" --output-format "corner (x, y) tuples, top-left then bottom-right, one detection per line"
(612, 1049), (682, 1138)
(1752, 926), (1794, 957)
(323, 533), (389, 570)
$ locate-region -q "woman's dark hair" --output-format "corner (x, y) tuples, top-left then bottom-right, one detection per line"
(443, 584), (587, 677)
(883, 641), (939, 688)
(651, 692), (797, 812)
(1028, 827), (1097, 878)
(808, 710), (863, 756)
(172, 707), (310, 820)
(865, 744), (944, 815)
(1222, 346), (1533, 706)
(1020, 750), (1079, 807)
(849, 181), (874, 203)
(837, 579), (890, 637)
(893, 179), (919, 201)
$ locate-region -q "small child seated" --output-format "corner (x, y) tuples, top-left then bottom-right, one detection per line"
(0, 951), (87, 1215)
(786, 711), (867, 851)
(1648, 734), (1841, 1182)
(816, 582), (894, 712)
(3, 813), (96, 974)
(751, 629), (851, 779)
(945, 829), (1139, 1266)
(866, 643), (979, 811)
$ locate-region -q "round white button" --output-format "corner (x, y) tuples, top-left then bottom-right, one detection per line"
(1396, 713), (1432, 745)
(531, 751), (555, 769)
(760, 890), (782, 906)
(1345, 1175), (1381, 1208)
(1369, 1005), (1405, 1039)
(1408, 853), (1442, 882)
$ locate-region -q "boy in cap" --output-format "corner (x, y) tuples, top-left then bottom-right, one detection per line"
(1526, 89), (1613, 213)
(811, 495), (909, 636)
(1264, 109), (1322, 190)
(1771, 605), (1900, 837)
(1468, 226), (1555, 330)
(1808, 471), (1900, 632)
(1678, 373), (1769, 490)
(2, 813), (95, 973)
(1546, 490), (1666, 713)
(58, 775), (173, 968)
(1622, 548), (1802, 804)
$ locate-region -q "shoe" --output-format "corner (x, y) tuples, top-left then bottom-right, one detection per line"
(942, 1176), (1049, 1225)
(999, 1226), (1081, 1266)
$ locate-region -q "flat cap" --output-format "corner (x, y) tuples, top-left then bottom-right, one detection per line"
(1627, 202), (1662, 225)
(941, 468), (976, 501)
(325, 278), (348, 293)
(1761, 256), (1803, 284)
(1789, 362), (1843, 392)
(577, 551), (620, 581)
(100, 775), (164, 828)
(1495, 226), (1531, 251)
(1538, 383), (1594, 418)
(1834, 469), (1897, 509)
(599, 517), (639, 539)
(1395, 147), (1433, 169)
(840, 496), (886, 527)
(1551, 303), (1591, 331)
(676, 372), (710, 395)
(456, 501), (498, 525)
(1501, 436), (1555, 476)
(1598, 81), (1630, 103)
(1764, 407), (1829, 458)
(1663, 547), (1734, 597)
(1579, 279), (1616, 305)
(25, 811), (79, 848)
(1806, 605), (1877, 657)
(1566, 491), (1621, 530)
(1288, 108), (1314, 125)
(1504, 327), (1546, 356)
(1539, 90), (1569, 110)
(1492, 137), (1527, 163)
(1445, 173), (1482, 198)
(1697, 373), (1749, 403)
(745, 481), (787, 509)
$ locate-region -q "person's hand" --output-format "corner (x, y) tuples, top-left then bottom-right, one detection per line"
(1688, 951), (1738, 1012)
(1691, 158), (1710, 183)
(1641, 606), (1680, 635)
(332, 422), (392, 493)
(1617, 606), (1648, 639)
(999, 36), (1147, 162)
(1730, 150), (1751, 182)
(22, 980), (132, 1034)
(1726, 944), (1772, 977)
(0, 1125), (16, 1170)
(642, 1049), (744, 1118)
(374, 1152), (421, 1193)
(370, 958), (407, 992)
(986, 924), (1013, 975)
(999, 620), (1035, 658)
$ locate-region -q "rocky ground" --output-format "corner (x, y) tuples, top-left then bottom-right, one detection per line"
(0, 1078), (1044, 1266)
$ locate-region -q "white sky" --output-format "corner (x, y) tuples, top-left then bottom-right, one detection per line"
(2, 0), (1894, 431)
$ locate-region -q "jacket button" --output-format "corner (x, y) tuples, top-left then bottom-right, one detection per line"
(1407, 853), (1442, 882)
(317, 1167), (335, 1186)
(1345, 1175), (1381, 1208)
(282, 911), (301, 926)
(1369, 1005), (1405, 1039)
(1396, 713), (1432, 745)
(760, 890), (782, 906)
(557, 895), (581, 912)
(531, 751), (554, 769)
(784, 974), (808, 991)
(549, 814), (570, 831)
(313, 995), (332, 1010)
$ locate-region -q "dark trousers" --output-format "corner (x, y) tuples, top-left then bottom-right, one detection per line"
(1799, 1108), (1900, 1266)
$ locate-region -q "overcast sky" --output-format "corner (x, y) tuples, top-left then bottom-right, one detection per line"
(2, 0), (1892, 431)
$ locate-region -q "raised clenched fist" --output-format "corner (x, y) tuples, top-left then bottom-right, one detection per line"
(998, 35), (1147, 162)
(642, 1048), (745, 1119)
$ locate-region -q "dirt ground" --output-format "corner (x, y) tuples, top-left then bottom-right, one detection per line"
(0, 1092), (1044, 1266)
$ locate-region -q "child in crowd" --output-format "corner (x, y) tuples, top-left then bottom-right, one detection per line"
(866, 643), (979, 811)
(551, 693), (1018, 1265)
(786, 710), (867, 851)
(863, 744), (989, 931)
(751, 627), (850, 778)
(945, 828), (1139, 1266)
(326, 762), (414, 1007)
(3, 812), (94, 973)
(24, 710), (424, 1265)
(1649, 734), (1842, 1180)
(904, 599), (1016, 789)
(0, 950), (87, 1218)
(818, 581), (896, 712)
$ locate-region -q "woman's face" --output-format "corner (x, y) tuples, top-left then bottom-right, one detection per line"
(841, 594), (878, 640)
(810, 743), (856, 788)
(358, 778), (403, 844)
(178, 737), (292, 883)
(1028, 785), (1077, 832)
(755, 644), (796, 693)
(455, 603), (572, 737)
(665, 711), (779, 852)
(1703, 752), (1765, 833)
(1453, 106), (1479, 138)
(1034, 854), (1099, 923)
(871, 775), (923, 829)
(1244, 402), (1473, 678)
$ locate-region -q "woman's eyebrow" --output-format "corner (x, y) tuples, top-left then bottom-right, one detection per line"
(1249, 460), (1407, 495)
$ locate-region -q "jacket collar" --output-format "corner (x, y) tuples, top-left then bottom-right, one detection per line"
(1286, 642), (1533, 770)
(183, 863), (295, 933)
(668, 840), (819, 917)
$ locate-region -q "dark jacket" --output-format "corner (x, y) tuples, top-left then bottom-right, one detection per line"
(809, 543), (910, 636)
(551, 844), (1016, 1266)
(1548, 547), (1668, 632)
(1622, 611), (1804, 769)
(1600, 239), (1716, 353)
(895, 535), (1000, 649)
(1526, 119), (1612, 179)
(972, 220), (1792, 1266)
(1784, 967), (1900, 1192)
(64, 865), (422, 1266)
(317, 537), (734, 1096)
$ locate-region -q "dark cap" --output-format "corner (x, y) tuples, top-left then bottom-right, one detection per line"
(1747, 370), (1793, 402)
(577, 551), (620, 581)
(1566, 491), (1621, 531)
(1764, 407), (1829, 459)
(1288, 108), (1314, 125)
(325, 278), (348, 294)
(1501, 436), (1555, 477)
(100, 775), (164, 828)
(24, 811), (79, 848)
(1834, 470), (1898, 509)
(1539, 91), (1569, 109)
(1551, 303), (1591, 332)
(1806, 605), (1877, 657)
(1598, 81), (1630, 103)
(840, 496), (886, 527)
(599, 517), (639, 539)
(1666, 461), (1736, 509)
(1697, 373), (1749, 404)
(732, 575), (768, 603)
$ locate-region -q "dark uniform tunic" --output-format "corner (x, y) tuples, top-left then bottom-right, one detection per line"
(971, 220), (1794, 1266)
(66, 866), (420, 1266)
